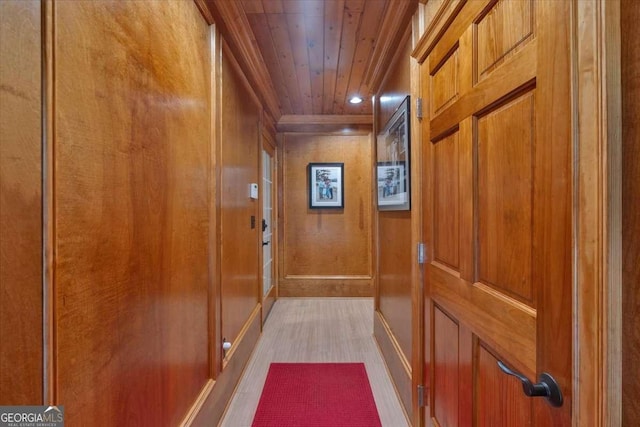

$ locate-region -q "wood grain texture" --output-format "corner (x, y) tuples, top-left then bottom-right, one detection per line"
(476, 342), (531, 426)
(475, 0), (534, 80)
(191, 306), (261, 427)
(622, 0), (640, 423)
(0, 0), (43, 405)
(222, 299), (409, 427)
(220, 45), (262, 345)
(374, 310), (412, 421)
(421, 1), (573, 424)
(52, 2), (210, 424)
(431, 47), (459, 114)
(375, 32), (413, 378)
(280, 133), (372, 296)
(433, 131), (459, 269)
(433, 307), (458, 427)
(477, 92), (534, 304)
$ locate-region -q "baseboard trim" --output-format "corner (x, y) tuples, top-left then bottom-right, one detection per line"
(373, 310), (412, 419)
(188, 304), (262, 427)
(279, 278), (372, 297)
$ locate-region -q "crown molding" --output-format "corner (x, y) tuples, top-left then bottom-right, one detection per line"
(201, 0), (282, 121)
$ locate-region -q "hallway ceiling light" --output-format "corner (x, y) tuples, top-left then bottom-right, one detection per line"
(349, 96), (363, 104)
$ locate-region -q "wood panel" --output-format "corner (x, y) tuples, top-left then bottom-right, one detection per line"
(0, 0), (42, 405)
(433, 307), (458, 427)
(476, 342), (531, 426)
(433, 131), (459, 269)
(475, 0), (534, 81)
(431, 47), (459, 114)
(220, 46), (261, 344)
(477, 92), (534, 304)
(280, 133), (372, 296)
(191, 306), (262, 427)
(374, 30), (414, 418)
(373, 311), (412, 421)
(52, 2), (210, 424)
(622, 0), (640, 423)
(378, 212), (412, 358)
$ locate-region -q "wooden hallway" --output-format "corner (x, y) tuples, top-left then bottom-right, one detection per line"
(220, 299), (408, 427)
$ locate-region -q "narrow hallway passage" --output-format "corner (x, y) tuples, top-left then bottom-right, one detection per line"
(220, 299), (409, 427)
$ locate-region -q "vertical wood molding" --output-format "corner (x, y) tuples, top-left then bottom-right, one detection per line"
(43, 0), (56, 404)
(573, 0), (622, 425)
(410, 53), (424, 427)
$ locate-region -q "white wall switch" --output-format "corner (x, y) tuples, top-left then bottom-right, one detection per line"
(249, 183), (259, 199)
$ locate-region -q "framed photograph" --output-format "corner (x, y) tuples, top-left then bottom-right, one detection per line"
(308, 163), (344, 209)
(377, 95), (410, 211)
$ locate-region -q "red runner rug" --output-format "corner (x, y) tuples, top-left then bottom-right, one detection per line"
(251, 362), (382, 427)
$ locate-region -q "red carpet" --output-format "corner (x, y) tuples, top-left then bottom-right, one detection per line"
(251, 363), (382, 427)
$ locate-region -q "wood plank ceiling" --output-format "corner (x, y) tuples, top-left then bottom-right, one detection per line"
(202, 0), (417, 121)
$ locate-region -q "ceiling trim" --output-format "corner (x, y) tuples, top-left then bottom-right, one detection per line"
(277, 115), (373, 134)
(202, 0), (282, 121)
(364, 0), (419, 93)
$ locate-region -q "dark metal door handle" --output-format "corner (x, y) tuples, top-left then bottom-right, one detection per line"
(262, 241), (270, 246)
(497, 361), (563, 407)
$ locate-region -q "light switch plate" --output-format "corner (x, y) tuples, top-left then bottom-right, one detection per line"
(249, 183), (259, 199)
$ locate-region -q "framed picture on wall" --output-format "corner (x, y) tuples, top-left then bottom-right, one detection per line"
(308, 163), (344, 209)
(377, 95), (410, 211)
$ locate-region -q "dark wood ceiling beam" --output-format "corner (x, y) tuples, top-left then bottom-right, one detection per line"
(363, 0), (419, 93)
(202, 0), (282, 120)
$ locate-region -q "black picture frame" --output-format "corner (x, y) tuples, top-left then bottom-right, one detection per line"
(308, 162), (344, 209)
(376, 95), (410, 211)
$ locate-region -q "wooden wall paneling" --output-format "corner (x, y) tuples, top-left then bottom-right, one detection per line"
(191, 306), (261, 427)
(52, 1), (211, 424)
(373, 28), (415, 421)
(220, 44), (261, 347)
(210, 22), (223, 379)
(621, 0), (639, 424)
(0, 0), (43, 405)
(280, 133), (373, 297)
(202, 0), (281, 120)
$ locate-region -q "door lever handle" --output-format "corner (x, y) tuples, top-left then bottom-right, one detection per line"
(262, 241), (270, 246)
(497, 361), (563, 407)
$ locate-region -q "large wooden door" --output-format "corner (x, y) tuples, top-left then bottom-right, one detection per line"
(420, 1), (572, 425)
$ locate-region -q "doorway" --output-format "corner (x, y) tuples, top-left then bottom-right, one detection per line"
(261, 137), (277, 322)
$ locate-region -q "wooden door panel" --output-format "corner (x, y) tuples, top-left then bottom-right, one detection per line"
(423, 0), (572, 424)
(476, 342), (532, 426)
(433, 307), (459, 427)
(433, 131), (460, 270)
(477, 91), (535, 304)
(430, 40), (536, 139)
(430, 266), (536, 379)
(475, 0), (534, 81)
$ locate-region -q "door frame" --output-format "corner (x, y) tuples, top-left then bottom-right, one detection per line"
(260, 129), (277, 324)
(411, 0), (623, 425)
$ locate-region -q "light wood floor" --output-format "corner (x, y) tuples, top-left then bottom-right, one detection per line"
(219, 298), (410, 427)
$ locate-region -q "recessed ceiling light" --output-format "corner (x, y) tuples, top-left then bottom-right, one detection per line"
(349, 96), (363, 104)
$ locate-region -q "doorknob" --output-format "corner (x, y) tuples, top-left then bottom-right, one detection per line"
(262, 219), (268, 232)
(262, 241), (270, 246)
(496, 361), (563, 407)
